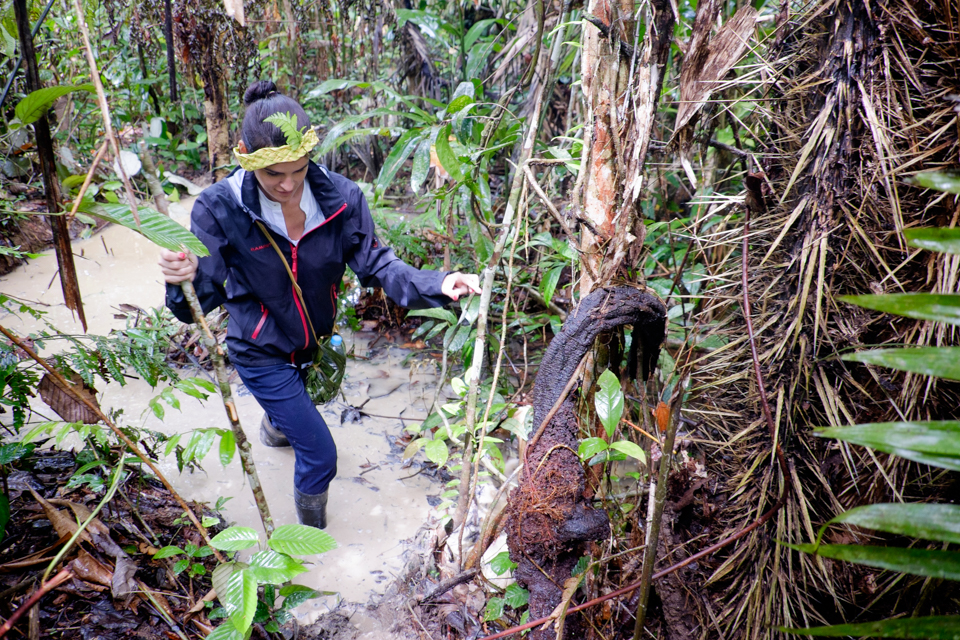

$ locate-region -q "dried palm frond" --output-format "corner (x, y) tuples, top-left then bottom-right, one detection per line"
(682, 0), (960, 637)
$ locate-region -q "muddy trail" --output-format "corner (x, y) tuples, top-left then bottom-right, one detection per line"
(0, 208), (461, 639)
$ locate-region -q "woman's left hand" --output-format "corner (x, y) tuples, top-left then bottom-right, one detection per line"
(442, 272), (482, 301)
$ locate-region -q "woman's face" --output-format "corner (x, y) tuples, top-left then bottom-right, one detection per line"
(254, 156), (309, 204)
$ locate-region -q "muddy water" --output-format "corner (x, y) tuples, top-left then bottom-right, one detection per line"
(0, 202), (444, 635)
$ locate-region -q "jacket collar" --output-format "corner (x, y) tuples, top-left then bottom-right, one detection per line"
(235, 161), (348, 223)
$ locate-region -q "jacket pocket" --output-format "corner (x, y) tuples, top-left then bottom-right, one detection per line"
(251, 304), (269, 340)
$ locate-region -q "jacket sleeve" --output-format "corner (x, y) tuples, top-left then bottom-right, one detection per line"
(343, 189), (449, 309)
(165, 197), (230, 323)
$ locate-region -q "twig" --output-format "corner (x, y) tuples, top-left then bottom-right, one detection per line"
(66, 140), (109, 219)
(419, 569), (479, 603)
(0, 325), (225, 563)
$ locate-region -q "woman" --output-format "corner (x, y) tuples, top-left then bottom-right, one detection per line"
(159, 80), (480, 529)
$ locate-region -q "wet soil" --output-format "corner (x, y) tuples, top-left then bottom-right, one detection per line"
(0, 202), (452, 638)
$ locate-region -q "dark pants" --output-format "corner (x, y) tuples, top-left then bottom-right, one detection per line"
(233, 361), (337, 495)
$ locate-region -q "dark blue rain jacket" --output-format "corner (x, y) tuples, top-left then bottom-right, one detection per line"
(165, 162), (448, 367)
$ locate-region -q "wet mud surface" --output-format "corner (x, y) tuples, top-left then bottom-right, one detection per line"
(0, 204), (449, 638)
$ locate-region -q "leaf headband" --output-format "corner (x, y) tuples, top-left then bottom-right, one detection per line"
(233, 112), (319, 171)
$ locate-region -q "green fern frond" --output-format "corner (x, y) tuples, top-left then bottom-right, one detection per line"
(264, 112), (304, 148)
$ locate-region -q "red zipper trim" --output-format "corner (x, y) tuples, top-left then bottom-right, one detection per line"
(252, 304), (268, 340)
(290, 243), (310, 349)
(318, 202), (347, 227)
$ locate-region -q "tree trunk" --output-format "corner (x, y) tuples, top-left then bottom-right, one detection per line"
(200, 41), (232, 181)
(12, 0), (86, 330)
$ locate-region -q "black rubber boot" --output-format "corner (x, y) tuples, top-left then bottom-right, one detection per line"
(294, 487), (328, 529)
(259, 414), (290, 448)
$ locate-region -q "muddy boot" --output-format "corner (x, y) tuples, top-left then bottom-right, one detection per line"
(260, 414), (290, 448)
(294, 488), (328, 529)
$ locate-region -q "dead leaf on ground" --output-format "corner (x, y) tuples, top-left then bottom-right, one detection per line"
(112, 556), (139, 597)
(29, 488), (92, 544)
(71, 550), (114, 588)
(38, 372), (100, 424)
(48, 499), (125, 559)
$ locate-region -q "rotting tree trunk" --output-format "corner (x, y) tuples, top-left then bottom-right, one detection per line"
(506, 287), (666, 640)
(12, 0), (86, 330)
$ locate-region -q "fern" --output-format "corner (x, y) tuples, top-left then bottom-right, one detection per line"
(264, 111), (304, 148)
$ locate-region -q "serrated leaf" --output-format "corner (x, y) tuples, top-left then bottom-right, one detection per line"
(490, 551), (517, 576)
(210, 526), (260, 551)
(76, 201), (209, 256)
(840, 293), (960, 326)
(424, 439), (449, 466)
(610, 440), (647, 464)
(816, 421), (960, 471)
(483, 597), (505, 622)
(578, 437), (608, 460)
(782, 615), (960, 638)
(219, 431), (236, 467)
(14, 84), (94, 127)
(787, 542), (960, 581)
(904, 227), (960, 256)
(152, 545), (184, 559)
(824, 504), (960, 545)
(434, 126), (464, 182)
(267, 524), (337, 556)
(504, 583), (529, 609)
(223, 568), (258, 634)
(264, 112), (304, 148)
(248, 549), (308, 584)
(843, 347), (960, 381)
(407, 307), (457, 326)
(595, 369), (624, 438)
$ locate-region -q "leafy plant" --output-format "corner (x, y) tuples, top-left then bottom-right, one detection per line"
(578, 369), (647, 467)
(783, 225), (960, 637)
(202, 524), (337, 639)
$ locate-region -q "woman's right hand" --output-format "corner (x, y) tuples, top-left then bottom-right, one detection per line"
(158, 249), (198, 284)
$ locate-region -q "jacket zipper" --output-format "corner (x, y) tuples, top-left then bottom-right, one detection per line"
(290, 243), (310, 349)
(252, 304), (268, 340)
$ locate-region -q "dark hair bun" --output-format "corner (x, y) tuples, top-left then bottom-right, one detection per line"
(244, 80), (278, 106)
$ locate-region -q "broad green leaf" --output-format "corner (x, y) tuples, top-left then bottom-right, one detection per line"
(905, 228), (960, 256)
(152, 545), (184, 559)
(816, 421), (960, 471)
(248, 549), (308, 584)
(223, 568), (258, 634)
(840, 294), (960, 326)
(410, 136), (433, 193)
(0, 442), (33, 464)
(14, 84), (94, 127)
(317, 107), (407, 155)
(307, 79), (368, 97)
(464, 19), (499, 52)
(490, 551), (517, 576)
(408, 307), (457, 326)
(787, 543), (960, 581)
(279, 584), (322, 609)
(268, 524), (337, 556)
(610, 440), (647, 464)
(210, 526), (260, 551)
(376, 129), (422, 196)
(205, 622), (245, 640)
(843, 347), (960, 381)
(595, 369), (624, 438)
(424, 438), (449, 466)
(782, 615), (960, 638)
(219, 431), (236, 467)
(212, 562), (242, 604)
(484, 597), (505, 622)
(76, 202), (209, 256)
(446, 95), (473, 116)
(907, 171), (960, 194)
(823, 504), (960, 545)
(173, 558), (189, 574)
(504, 583), (530, 608)
(578, 437), (608, 460)
(540, 265), (564, 308)
(435, 126), (464, 183)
